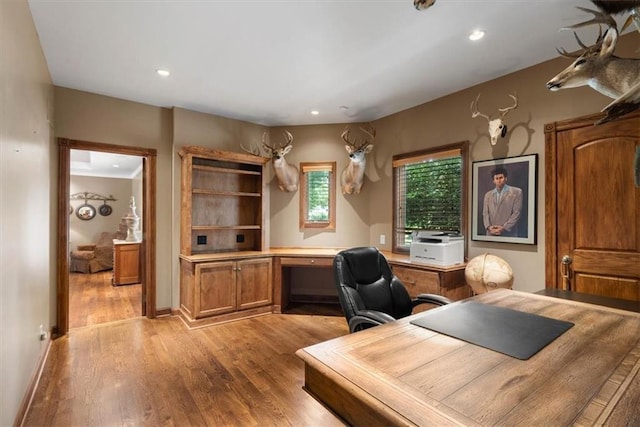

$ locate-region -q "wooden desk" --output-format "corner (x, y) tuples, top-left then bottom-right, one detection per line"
(296, 289), (640, 426)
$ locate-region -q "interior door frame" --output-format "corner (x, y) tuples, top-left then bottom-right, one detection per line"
(57, 138), (157, 335)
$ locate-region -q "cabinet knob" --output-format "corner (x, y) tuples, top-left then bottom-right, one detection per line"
(310, 259), (315, 264)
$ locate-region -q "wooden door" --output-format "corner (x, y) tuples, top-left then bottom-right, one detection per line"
(196, 261), (236, 317)
(545, 112), (640, 301)
(237, 258), (273, 310)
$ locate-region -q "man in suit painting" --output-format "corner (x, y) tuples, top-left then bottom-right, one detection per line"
(482, 167), (523, 237)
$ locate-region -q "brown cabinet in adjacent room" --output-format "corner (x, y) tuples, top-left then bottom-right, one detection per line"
(113, 241), (140, 286)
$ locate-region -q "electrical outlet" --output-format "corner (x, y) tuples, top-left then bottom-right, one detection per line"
(39, 324), (48, 341)
(379, 234), (386, 245)
(197, 235), (207, 245)
(236, 234), (245, 243)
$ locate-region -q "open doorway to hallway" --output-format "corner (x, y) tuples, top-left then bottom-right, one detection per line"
(57, 138), (157, 336)
(68, 149), (143, 328)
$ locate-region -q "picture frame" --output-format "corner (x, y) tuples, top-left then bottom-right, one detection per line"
(471, 154), (537, 244)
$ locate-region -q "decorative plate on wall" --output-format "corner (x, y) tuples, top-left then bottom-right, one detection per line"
(76, 203), (96, 221)
(99, 202), (113, 216)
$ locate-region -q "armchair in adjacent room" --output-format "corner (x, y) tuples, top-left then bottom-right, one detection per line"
(333, 247), (452, 333)
(69, 228), (126, 274)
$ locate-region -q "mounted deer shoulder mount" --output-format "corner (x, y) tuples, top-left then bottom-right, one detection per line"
(470, 93), (518, 146)
(340, 124), (375, 195)
(546, 6), (640, 124)
(262, 130), (300, 192)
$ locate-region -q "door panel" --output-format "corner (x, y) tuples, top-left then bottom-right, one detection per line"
(546, 112), (640, 301)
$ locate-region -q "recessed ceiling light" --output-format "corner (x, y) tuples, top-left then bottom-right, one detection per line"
(113, 164), (120, 168)
(311, 110), (320, 115)
(469, 30), (485, 41)
(156, 69), (170, 77)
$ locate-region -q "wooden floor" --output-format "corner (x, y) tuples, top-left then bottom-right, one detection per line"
(69, 271), (141, 329)
(24, 310), (349, 426)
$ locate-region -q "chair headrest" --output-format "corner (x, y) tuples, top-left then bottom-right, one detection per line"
(339, 247), (384, 284)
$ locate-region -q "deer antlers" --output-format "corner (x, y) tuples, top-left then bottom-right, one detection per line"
(471, 93), (519, 146)
(262, 130), (293, 152)
(471, 93), (518, 121)
(341, 124), (376, 151)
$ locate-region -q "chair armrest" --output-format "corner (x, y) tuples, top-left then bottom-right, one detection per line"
(348, 310), (397, 333)
(413, 294), (452, 307)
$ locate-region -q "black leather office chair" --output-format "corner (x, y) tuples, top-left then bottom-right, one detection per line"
(333, 247), (452, 332)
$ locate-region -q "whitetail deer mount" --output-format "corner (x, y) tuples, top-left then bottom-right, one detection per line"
(546, 5), (640, 124)
(340, 124), (375, 195)
(470, 93), (519, 146)
(242, 130), (299, 192)
(414, 0), (436, 11)
(262, 130), (300, 192)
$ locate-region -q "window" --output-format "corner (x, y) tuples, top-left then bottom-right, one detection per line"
(392, 142), (468, 252)
(300, 162), (336, 229)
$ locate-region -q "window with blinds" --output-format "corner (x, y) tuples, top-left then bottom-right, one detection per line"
(300, 162), (336, 229)
(392, 143), (468, 252)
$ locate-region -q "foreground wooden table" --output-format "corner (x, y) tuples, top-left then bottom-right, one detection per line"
(296, 289), (640, 426)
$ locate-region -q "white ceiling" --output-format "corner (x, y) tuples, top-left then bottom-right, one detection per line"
(28, 0), (617, 127)
(71, 150), (142, 179)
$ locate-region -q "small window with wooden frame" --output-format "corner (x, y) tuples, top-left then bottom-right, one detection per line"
(300, 162), (336, 229)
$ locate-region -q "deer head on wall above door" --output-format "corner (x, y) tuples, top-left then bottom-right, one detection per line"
(546, 5), (640, 124)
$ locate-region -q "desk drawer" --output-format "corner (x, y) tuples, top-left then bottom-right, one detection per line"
(393, 266), (439, 297)
(279, 257), (333, 267)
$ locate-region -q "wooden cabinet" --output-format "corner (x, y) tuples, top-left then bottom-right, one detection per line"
(180, 257), (273, 320)
(113, 241), (140, 286)
(390, 263), (470, 310)
(179, 146), (269, 255)
(179, 145), (272, 323)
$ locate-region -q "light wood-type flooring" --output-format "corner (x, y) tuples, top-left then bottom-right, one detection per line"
(25, 295), (349, 425)
(69, 271), (141, 329)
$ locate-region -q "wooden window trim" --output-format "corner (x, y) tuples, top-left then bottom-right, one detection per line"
(300, 161), (336, 230)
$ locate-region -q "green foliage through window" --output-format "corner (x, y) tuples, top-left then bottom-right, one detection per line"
(393, 145), (466, 250)
(306, 171), (330, 221)
(300, 162), (336, 229)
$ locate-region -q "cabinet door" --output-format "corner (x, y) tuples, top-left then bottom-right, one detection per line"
(114, 243), (140, 285)
(237, 258), (273, 310)
(196, 261), (236, 318)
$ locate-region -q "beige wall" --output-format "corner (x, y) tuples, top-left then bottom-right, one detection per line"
(0, 0), (54, 424)
(269, 32), (638, 293)
(69, 175), (136, 246)
(54, 88), (174, 308)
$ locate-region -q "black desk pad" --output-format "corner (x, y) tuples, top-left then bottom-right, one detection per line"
(410, 301), (574, 360)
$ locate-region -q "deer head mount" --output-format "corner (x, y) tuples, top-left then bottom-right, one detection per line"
(546, 5), (640, 124)
(340, 124), (375, 195)
(262, 130), (300, 192)
(241, 130), (299, 192)
(414, 0), (436, 11)
(470, 93), (518, 146)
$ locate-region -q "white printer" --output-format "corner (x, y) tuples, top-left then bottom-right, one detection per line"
(409, 230), (464, 267)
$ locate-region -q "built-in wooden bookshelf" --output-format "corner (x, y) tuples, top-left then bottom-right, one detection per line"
(179, 146), (269, 255)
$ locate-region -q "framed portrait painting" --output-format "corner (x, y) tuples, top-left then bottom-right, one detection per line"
(471, 154), (537, 244)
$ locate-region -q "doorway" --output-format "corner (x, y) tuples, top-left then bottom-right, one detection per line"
(57, 138), (157, 336)
(545, 111), (640, 300)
